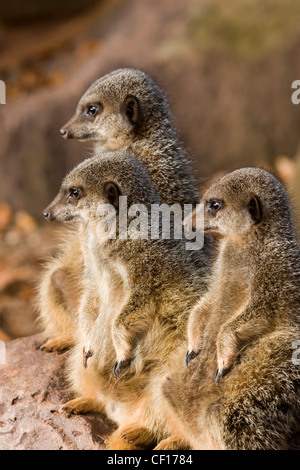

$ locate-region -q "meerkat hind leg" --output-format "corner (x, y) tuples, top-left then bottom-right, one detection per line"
(154, 436), (190, 450)
(120, 424), (156, 449)
(39, 333), (75, 352)
(106, 427), (152, 450)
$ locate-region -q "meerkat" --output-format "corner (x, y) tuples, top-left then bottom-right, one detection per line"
(38, 68), (210, 352)
(159, 168), (300, 450)
(43, 151), (210, 449)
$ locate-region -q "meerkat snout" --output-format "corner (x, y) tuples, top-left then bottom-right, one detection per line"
(60, 102), (104, 140)
(43, 210), (53, 221)
(60, 128), (71, 139)
(43, 186), (84, 223)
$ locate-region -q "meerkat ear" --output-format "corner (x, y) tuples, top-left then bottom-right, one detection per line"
(122, 95), (142, 126)
(248, 196), (263, 224)
(104, 182), (121, 209)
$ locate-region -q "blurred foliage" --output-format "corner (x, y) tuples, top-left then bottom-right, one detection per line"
(0, 0), (99, 25)
(189, 0), (300, 58)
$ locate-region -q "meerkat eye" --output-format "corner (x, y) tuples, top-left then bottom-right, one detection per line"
(67, 187), (83, 201)
(207, 200), (224, 214)
(86, 103), (101, 117)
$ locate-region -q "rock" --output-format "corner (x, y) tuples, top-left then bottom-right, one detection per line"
(0, 334), (113, 450)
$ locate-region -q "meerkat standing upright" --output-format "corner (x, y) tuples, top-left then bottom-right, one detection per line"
(43, 151), (210, 449)
(38, 68), (211, 352)
(160, 168), (300, 450)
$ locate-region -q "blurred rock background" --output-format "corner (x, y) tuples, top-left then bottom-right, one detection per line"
(0, 0), (300, 340)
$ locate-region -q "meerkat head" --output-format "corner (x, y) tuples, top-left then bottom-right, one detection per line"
(201, 168), (294, 239)
(43, 151), (159, 224)
(60, 68), (173, 151)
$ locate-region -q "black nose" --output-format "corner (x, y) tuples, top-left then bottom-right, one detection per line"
(60, 128), (70, 139)
(43, 210), (53, 221)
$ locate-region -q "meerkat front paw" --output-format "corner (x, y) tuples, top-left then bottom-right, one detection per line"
(186, 328), (206, 367)
(186, 334), (203, 366)
(82, 347), (93, 368)
(112, 328), (133, 377)
(113, 359), (131, 378)
(185, 348), (201, 367)
(215, 363), (230, 384)
(215, 329), (236, 383)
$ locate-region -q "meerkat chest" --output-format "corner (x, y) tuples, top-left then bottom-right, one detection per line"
(97, 260), (131, 314)
(212, 247), (250, 316)
(90, 249), (131, 314)
(81, 228), (131, 318)
(81, 255), (132, 361)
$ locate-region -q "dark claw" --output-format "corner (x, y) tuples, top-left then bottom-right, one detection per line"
(215, 368), (226, 384)
(185, 349), (200, 367)
(36, 341), (52, 352)
(40, 344), (53, 352)
(114, 358), (132, 377)
(121, 433), (135, 444)
(83, 348), (93, 368)
(114, 360), (123, 377)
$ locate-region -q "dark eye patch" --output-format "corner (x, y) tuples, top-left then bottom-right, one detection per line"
(207, 199), (224, 214)
(85, 103), (102, 117)
(67, 187), (83, 201)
